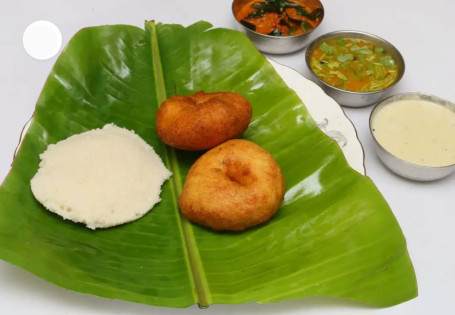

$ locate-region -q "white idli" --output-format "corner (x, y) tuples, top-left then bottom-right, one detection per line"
(30, 124), (172, 229)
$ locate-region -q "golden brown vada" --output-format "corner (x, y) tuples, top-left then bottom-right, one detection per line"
(155, 91), (252, 151)
(178, 139), (285, 231)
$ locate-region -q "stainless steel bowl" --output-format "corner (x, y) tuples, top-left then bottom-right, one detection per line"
(232, 0), (324, 54)
(369, 93), (455, 181)
(305, 30), (405, 107)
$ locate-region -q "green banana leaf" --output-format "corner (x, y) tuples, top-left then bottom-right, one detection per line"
(0, 21), (417, 308)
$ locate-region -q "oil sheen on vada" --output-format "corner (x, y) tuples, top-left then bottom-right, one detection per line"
(155, 91), (252, 151)
(178, 139), (285, 231)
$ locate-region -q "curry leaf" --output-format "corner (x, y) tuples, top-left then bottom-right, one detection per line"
(300, 20), (312, 31)
(240, 19), (256, 31)
(268, 29), (284, 36)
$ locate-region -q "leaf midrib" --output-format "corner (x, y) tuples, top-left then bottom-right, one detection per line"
(146, 20), (210, 307)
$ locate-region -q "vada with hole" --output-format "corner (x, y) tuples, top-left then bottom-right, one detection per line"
(156, 91), (252, 151)
(178, 139), (285, 231)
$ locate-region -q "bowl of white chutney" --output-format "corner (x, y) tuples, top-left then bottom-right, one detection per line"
(370, 92), (455, 181)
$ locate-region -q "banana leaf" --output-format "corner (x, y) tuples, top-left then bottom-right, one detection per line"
(0, 21), (416, 308)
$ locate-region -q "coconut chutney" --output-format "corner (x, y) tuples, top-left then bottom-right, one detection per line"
(371, 99), (455, 167)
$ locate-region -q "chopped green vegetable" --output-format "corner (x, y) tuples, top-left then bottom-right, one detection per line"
(359, 49), (373, 54)
(310, 36), (399, 92)
(378, 55), (395, 67)
(350, 45), (362, 52)
(357, 53), (366, 62)
(336, 71), (348, 80)
(327, 61), (340, 69)
(373, 63), (387, 79)
(319, 41), (334, 54)
(337, 53), (354, 63)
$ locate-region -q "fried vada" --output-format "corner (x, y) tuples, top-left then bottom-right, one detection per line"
(178, 139), (285, 231)
(156, 91), (252, 151)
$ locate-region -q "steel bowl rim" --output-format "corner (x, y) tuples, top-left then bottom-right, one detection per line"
(305, 29), (405, 96)
(369, 92), (455, 170)
(231, 0), (325, 40)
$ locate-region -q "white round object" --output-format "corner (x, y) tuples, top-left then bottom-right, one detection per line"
(30, 124), (172, 229)
(22, 20), (62, 60)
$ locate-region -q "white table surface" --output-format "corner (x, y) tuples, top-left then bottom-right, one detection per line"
(0, 1), (454, 314)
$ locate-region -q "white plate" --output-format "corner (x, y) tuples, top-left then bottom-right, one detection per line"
(269, 59), (365, 175)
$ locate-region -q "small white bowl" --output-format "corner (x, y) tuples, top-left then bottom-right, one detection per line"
(369, 93), (455, 181)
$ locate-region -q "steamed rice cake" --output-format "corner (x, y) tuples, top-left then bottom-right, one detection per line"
(30, 124), (172, 229)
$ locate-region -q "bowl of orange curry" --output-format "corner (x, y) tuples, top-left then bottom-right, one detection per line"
(305, 30), (405, 107)
(232, 0), (324, 54)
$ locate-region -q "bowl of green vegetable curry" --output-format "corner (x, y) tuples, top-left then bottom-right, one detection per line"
(305, 30), (405, 107)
